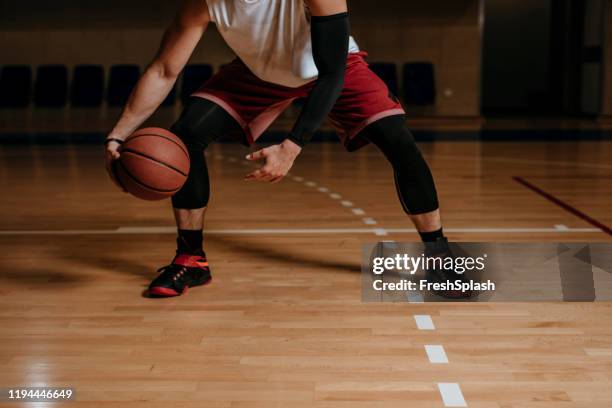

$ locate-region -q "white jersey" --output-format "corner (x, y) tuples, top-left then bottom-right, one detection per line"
(205, 0), (360, 88)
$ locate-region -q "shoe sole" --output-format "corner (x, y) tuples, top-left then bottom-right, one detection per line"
(148, 276), (212, 298)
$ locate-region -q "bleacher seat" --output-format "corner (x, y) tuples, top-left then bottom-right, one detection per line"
(369, 62), (398, 96)
(402, 62), (436, 106)
(0, 65), (32, 108)
(71, 65), (104, 107)
(107, 65), (140, 107)
(34, 65), (69, 107)
(180, 64), (213, 104)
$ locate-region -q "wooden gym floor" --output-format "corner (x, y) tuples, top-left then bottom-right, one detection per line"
(0, 139), (611, 407)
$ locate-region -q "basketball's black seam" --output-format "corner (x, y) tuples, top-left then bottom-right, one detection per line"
(118, 160), (179, 193)
(121, 148), (189, 177)
(126, 133), (189, 159)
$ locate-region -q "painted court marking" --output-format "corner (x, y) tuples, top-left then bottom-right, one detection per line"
(414, 315), (436, 330)
(514, 176), (612, 236)
(0, 226), (599, 236)
(407, 293), (424, 303)
(425, 345), (449, 364)
(438, 383), (468, 407)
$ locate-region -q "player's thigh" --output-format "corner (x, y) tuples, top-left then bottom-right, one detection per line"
(330, 55), (404, 151)
(172, 97), (242, 150)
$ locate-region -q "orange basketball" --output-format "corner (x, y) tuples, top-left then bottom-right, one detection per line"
(114, 127), (190, 200)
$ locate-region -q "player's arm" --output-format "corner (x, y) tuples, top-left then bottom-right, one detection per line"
(287, 0), (349, 147)
(245, 0), (349, 182)
(105, 0), (210, 158)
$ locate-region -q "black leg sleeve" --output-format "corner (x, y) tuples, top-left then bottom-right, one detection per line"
(171, 98), (242, 209)
(362, 115), (439, 215)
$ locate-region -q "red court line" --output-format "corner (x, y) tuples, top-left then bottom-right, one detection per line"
(513, 176), (612, 236)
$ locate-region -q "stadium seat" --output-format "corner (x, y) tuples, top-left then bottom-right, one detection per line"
(107, 65), (141, 106)
(402, 62), (436, 106)
(180, 64), (213, 104)
(0, 65), (32, 108)
(34, 65), (69, 107)
(369, 62), (398, 96)
(71, 65), (105, 107)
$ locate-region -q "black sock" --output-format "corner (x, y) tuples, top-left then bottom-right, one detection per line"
(419, 228), (444, 243)
(177, 229), (204, 255)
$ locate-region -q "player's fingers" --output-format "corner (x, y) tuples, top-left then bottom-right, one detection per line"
(246, 148), (267, 161)
(245, 169), (266, 180)
(259, 173), (276, 182)
(269, 175), (284, 183)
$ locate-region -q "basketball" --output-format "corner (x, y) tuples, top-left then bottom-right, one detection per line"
(114, 127), (190, 200)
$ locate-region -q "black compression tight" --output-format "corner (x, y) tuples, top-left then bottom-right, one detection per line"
(361, 115), (439, 215)
(171, 101), (438, 215)
(171, 98), (241, 209)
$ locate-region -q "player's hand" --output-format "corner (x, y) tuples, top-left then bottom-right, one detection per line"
(245, 139), (302, 183)
(105, 137), (127, 192)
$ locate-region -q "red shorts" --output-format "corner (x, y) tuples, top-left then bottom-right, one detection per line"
(192, 52), (404, 151)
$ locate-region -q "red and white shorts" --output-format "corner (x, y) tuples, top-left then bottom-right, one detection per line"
(192, 51), (405, 151)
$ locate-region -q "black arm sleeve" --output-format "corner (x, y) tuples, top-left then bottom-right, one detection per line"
(286, 12), (349, 147)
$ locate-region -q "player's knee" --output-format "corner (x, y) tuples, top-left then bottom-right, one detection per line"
(171, 116), (209, 152)
(372, 118), (423, 172)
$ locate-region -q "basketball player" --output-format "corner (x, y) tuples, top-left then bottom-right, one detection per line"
(105, 0), (465, 298)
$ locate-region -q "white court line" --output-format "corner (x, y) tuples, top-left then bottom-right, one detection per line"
(407, 293), (424, 303)
(438, 383), (467, 407)
(425, 345), (449, 364)
(555, 224), (570, 231)
(362, 217), (377, 225)
(414, 315), (435, 330)
(0, 226), (600, 236)
(317, 187), (329, 193)
(351, 208), (365, 216)
(292, 176), (304, 182)
(329, 193), (342, 200)
(305, 181), (317, 187)
(340, 200), (354, 207)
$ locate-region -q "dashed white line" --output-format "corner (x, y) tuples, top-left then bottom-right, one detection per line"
(414, 315), (436, 330)
(292, 176), (304, 182)
(304, 181), (317, 187)
(362, 217), (377, 225)
(329, 193), (342, 200)
(351, 208), (365, 216)
(340, 200), (354, 207)
(438, 383), (467, 407)
(317, 187), (329, 193)
(373, 228), (388, 236)
(425, 345), (449, 364)
(407, 293), (424, 303)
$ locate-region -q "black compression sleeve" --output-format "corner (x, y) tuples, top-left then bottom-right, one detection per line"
(287, 12), (349, 147)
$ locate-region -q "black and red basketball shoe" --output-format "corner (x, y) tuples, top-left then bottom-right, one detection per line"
(147, 254), (212, 297)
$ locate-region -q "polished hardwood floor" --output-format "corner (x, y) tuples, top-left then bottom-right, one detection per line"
(0, 140), (611, 407)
